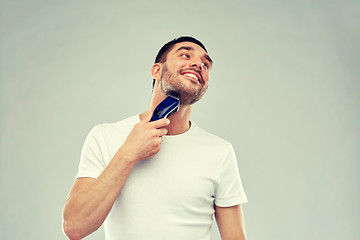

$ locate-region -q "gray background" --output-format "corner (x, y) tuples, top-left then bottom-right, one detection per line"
(1, 0), (359, 239)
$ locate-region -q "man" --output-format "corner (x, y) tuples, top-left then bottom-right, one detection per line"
(63, 36), (248, 240)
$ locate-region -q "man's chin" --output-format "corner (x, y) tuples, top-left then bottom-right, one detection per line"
(178, 89), (205, 105)
(161, 79), (206, 105)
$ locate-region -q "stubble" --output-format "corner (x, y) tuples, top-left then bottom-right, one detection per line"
(160, 64), (208, 105)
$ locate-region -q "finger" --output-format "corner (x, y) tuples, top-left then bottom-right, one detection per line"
(157, 128), (168, 137)
(158, 136), (164, 144)
(149, 118), (170, 129)
(142, 113), (152, 123)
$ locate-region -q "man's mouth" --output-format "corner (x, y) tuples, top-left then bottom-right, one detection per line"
(180, 70), (202, 85)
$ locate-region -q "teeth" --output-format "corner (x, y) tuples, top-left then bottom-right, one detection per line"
(184, 73), (199, 83)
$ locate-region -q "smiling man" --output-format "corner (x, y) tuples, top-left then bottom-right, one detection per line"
(63, 36), (248, 240)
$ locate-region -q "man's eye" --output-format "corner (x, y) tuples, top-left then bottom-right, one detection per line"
(181, 54), (189, 58)
(202, 62), (209, 68)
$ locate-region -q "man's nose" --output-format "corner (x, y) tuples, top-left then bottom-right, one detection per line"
(190, 61), (203, 71)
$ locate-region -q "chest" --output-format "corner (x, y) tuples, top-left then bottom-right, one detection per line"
(118, 140), (223, 212)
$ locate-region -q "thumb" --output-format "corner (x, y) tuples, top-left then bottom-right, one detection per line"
(142, 113), (153, 123)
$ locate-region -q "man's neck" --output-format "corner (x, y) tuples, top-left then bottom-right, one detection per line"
(165, 105), (192, 135)
(141, 98), (193, 135)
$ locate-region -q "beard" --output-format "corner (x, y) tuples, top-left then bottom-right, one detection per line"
(160, 64), (208, 106)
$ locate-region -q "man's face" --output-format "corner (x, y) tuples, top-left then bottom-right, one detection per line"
(160, 42), (212, 105)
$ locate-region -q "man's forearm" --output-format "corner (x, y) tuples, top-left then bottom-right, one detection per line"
(63, 150), (136, 240)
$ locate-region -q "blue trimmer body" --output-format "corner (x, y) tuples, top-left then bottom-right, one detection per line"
(150, 92), (180, 122)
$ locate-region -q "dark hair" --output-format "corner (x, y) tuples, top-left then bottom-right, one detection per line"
(155, 36), (208, 64)
(152, 36), (208, 88)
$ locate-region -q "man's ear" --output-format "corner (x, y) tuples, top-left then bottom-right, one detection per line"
(151, 63), (162, 80)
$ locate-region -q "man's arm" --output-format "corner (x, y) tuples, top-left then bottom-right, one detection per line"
(62, 117), (170, 240)
(62, 158), (135, 240)
(215, 204), (247, 240)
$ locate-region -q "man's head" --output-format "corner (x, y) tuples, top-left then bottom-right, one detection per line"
(152, 36), (213, 105)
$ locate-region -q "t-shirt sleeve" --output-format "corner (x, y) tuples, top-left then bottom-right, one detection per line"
(75, 126), (106, 179)
(214, 145), (248, 207)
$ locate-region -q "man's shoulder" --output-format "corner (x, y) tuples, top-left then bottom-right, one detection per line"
(192, 123), (232, 148)
(90, 115), (139, 136)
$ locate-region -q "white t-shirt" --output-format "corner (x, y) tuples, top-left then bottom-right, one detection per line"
(76, 115), (247, 240)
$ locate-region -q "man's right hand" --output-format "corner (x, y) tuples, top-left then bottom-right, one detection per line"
(118, 116), (170, 164)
